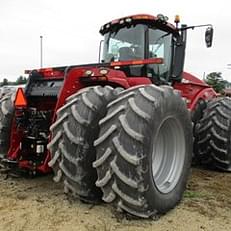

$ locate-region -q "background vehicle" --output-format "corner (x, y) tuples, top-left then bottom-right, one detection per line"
(1, 14), (229, 218)
(0, 85), (25, 99)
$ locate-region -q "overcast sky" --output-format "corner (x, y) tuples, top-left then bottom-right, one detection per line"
(0, 0), (230, 81)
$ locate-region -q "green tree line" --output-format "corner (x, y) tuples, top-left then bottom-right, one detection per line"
(203, 72), (231, 93)
(0, 76), (27, 86)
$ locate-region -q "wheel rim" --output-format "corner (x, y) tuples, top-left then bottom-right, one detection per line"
(151, 117), (185, 194)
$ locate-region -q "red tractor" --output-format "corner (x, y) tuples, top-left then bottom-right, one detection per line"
(1, 14), (230, 218)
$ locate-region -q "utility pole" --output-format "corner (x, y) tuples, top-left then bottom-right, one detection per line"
(203, 71), (206, 80)
(40, 35), (43, 68)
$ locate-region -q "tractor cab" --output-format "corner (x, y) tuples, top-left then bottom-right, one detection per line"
(100, 14), (213, 84)
(100, 14), (183, 84)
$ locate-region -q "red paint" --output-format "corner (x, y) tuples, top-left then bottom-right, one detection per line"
(6, 65), (217, 174)
(102, 14), (176, 32)
(174, 72), (217, 111)
(110, 58), (163, 67)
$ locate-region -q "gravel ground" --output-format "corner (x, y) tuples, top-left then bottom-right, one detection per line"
(0, 168), (230, 231)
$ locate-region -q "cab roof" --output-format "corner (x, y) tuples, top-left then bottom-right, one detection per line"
(100, 14), (177, 35)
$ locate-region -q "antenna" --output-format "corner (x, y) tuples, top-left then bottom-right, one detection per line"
(40, 35), (43, 68)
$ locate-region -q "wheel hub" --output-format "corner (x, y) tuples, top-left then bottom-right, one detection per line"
(152, 117), (185, 194)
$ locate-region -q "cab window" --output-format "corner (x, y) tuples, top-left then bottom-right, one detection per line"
(148, 28), (172, 81)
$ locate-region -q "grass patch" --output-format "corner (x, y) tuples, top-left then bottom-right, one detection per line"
(184, 190), (204, 199)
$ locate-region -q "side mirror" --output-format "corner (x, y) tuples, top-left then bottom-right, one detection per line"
(205, 26), (213, 48)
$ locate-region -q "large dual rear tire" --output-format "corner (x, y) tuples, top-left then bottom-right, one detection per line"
(48, 86), (121, 201)
(49, 84), (193, 218)
(94, 85), (193, 218)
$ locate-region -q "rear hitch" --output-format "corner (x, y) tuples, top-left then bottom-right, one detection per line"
(0, 158), (22, 177)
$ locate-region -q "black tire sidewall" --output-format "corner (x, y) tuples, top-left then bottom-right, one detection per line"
(143, 96), (192, 213)
(0, 92), (15, 156)
(191, 99), (207, 124)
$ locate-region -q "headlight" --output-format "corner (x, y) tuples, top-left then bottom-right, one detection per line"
(125, 18), (132, 23)
(99, 69), (109, 75)
(85, 70), (93, 76)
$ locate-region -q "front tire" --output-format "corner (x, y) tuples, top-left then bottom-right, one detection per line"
(192, 99), (207, 162)
(94, 85), (193, 218)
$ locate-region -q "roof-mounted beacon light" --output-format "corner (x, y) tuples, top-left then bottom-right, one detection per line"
(174, 15), (180, 28)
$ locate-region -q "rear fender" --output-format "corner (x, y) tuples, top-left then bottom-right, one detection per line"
(174, 81), (217, 111)
(189, 87), (217, 111)
(54, 67), (151, 115)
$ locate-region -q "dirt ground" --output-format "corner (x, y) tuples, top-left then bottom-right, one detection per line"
(0, 168), (230, 231)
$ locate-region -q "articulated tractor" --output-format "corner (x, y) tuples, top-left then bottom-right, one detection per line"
(1, 14), (230, 218)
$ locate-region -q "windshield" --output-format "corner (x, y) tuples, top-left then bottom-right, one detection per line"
(101, 23), (173, 81)
(102, 24), (145, 62)
(148, 28), (172, 80)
